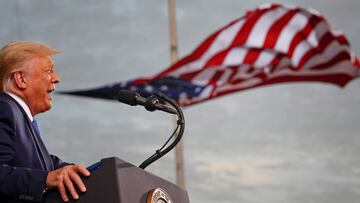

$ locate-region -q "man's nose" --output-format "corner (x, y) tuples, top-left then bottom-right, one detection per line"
(52, 71), (61, 84)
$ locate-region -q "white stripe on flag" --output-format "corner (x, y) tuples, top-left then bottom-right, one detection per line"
(254, 50), (276, 68)
(274, 12), (309, 53)
(246, 7), (288, 48)
(304, 41), (350, 69)
(192, 68), (217, 86)
(217, 69), (233, 86)
(223, 48), (248, 66)
(171, 20), (245, 77)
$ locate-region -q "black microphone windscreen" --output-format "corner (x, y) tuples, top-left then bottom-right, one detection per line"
(117, 90), (138, 106)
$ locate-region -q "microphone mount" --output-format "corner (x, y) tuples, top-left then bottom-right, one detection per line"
(138, 92), (185, 169)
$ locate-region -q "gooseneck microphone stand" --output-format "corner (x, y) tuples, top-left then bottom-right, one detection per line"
(139, 92), (185, 169)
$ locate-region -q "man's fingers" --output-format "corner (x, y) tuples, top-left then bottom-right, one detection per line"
(58, 181), (68, 202)
(76, 165), (90, 177)
(69, 170), (86, 192)
(64, 174), (79, 200)
(47, 165), (90, 202)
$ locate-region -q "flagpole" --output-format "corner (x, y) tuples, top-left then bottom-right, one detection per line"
(167, 0), (185, 189)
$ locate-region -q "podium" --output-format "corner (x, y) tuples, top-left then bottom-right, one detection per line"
(44, 157), (190, 203)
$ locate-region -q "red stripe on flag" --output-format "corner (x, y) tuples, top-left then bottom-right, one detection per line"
(288, 15), (322, 57)
(232, 4), (281, 46)
(309, 51), (351, 70)
(270, 53), (292, 67)
(335, 34), (349, 46)
(200, 5), (281, 70)
(297, 32), (349, 69)
(354, 57), (360, 68)
(203, 49), (229, 67)
(154, 18), (242, 78)
(263, 9), (300, 48)
(211, 74), (353, 102)
(243, 48), (262, 64)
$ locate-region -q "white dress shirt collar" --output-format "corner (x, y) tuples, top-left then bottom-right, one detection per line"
(5, 92), (34, 122)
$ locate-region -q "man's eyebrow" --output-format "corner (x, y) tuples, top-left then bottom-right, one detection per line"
(46, 63), (55, 69)
(44, 64), (54, 72)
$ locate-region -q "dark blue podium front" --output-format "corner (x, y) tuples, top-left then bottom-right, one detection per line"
(44, 157), (189, 203)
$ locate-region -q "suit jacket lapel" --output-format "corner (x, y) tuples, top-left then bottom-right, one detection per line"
(1, 93), (54, 171)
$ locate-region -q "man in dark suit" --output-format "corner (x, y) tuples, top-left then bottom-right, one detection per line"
(0, 41), (90, 202)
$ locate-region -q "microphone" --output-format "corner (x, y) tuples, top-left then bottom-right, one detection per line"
(117, 90), (177, 114)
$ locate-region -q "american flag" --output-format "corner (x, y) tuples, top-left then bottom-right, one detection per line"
(63, 3), (360, 106)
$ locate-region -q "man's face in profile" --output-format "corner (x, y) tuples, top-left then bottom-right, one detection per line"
(23, 55), (60, 115)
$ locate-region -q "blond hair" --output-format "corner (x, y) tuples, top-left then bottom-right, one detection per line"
(0, 40), (60, 92)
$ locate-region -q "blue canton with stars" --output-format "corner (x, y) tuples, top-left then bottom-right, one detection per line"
(61, 76), (206, 105)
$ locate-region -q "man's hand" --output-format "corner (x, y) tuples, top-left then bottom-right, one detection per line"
(46, 165), (90, 202)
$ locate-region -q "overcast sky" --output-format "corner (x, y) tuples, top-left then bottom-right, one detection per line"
(1, 0), (360, 203)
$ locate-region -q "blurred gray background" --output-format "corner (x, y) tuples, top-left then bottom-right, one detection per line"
(1, 0), (360, 202)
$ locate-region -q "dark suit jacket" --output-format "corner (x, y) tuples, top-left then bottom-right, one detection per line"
(0, 93), (68, 202)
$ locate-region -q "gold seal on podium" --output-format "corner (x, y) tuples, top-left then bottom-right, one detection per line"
(147, 188), (173, 203)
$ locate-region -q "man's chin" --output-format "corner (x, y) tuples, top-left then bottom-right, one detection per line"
(46, 102), (52, 110)
(34, 105), (52, 116)
(42, 102), (52, 113)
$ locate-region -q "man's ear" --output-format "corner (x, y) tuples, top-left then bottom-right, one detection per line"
(12, 71), (27, 90)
